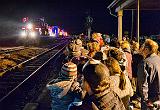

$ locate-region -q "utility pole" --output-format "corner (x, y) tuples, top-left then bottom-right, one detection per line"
(85, 15), (93, 40)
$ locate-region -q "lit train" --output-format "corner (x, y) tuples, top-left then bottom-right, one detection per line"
(20, 17), (68, 39)
(20, 17), (49, 39)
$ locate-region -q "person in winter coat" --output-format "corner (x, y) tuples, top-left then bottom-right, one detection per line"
(105, 57), (133, 109)
(121, 41), (132, 80)
(64, 39), (89, 64)
(80, 59), (126, 110)
(137, 39), (160, 110)
(131, 42), (143, 92)
(107, 47), (127, 72)
(46, 62), (83, 110)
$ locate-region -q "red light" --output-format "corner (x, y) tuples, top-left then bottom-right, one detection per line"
(22, 17), (28, 23)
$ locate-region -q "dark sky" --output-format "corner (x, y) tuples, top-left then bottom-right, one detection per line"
(0, 0), (160, 36)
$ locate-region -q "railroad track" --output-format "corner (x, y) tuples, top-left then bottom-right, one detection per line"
(0, 46), (25, 54)
(0, 40), (68, 110)
(0, 38), (69, 76)
(0, 37), (69, 55)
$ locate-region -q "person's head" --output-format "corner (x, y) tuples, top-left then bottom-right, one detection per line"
(122, 37), (126, 41)
(132, 41), (139, 52)
(142, 39), (159, 57)
(67, 41), (81, 57)
(105, 57), (126, 90)
(110, 40), (120, 48)
(87, 42), (100, 57)
(60, 62), (77, 80)
(91, 33), (101, 41)
(75, 39), (83, 47)
(82, 61), (110, 94)
(93, 51), (107, 62)
(121, 41), (131, 53)
(108, 48), (123, 61)
(105, 57), (121, 76)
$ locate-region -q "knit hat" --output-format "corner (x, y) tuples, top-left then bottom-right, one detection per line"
(61, 62), (77, 78)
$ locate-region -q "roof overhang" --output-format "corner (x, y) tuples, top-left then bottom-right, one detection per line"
(108, 0), (160, 12)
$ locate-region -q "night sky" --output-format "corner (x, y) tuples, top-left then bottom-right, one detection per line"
(0, 0), (160, 36)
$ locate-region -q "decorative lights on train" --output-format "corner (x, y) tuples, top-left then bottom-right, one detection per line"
(27, 23), (33, 30)
(30, 31), (37, 38)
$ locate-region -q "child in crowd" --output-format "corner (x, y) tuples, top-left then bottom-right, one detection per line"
(46, 62), (83, 110)
(105, 57), (133, 109)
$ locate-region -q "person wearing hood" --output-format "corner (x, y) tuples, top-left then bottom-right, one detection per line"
(46, 62), (83, 110)
(121, 41), (132, 80)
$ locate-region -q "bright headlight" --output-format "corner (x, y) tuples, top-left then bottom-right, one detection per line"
(30, 31), (36, 38)
(20, 31), (27, 37)
(27, 23), (33, 30)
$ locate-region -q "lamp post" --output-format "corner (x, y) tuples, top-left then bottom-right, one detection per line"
(85, 15), (93, 40)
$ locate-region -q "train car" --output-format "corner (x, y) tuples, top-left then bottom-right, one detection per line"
(20, 17), (48, 39)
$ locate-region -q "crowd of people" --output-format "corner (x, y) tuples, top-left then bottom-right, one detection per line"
(46, 33), (160, 110)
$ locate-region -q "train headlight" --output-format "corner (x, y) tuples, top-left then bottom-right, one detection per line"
(27, 23), (33, 30)
(30, 31), (36, 38)
(20, 31), (27, 38)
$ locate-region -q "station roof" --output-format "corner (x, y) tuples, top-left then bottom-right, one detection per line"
(108, 0), (160, 12)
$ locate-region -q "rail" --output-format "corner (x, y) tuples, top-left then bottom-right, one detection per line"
(0, 41), (67, 103)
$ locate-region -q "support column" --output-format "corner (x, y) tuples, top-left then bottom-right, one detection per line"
(118, 10), (123, 41)
(137, 0), (140, 44)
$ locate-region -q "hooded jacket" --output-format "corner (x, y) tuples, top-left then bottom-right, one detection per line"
(46, 78), (83, 110)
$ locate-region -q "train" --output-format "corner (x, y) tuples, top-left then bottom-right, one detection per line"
(20, 17), (68, 38)
(20, 17), (48, 38)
